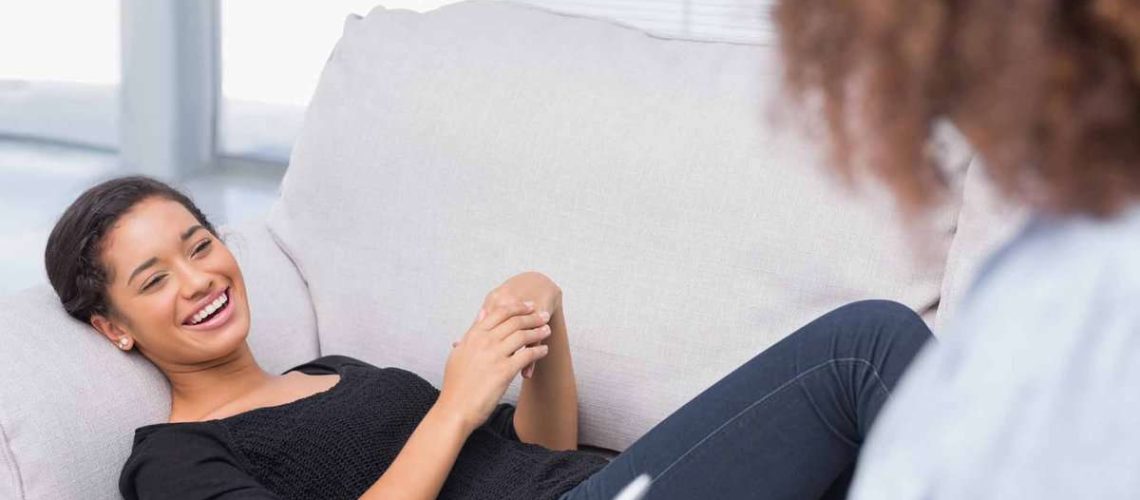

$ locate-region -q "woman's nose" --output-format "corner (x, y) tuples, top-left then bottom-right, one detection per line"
(179, 265), (214, 300)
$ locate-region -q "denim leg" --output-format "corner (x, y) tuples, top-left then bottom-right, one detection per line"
(559, 300), (933, 500)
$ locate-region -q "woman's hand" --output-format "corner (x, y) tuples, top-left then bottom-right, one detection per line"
(484, 272), (562, 319)
(486, 272), (580, 450)
(481, 272), (563, 378)
(437, 300), (553, 434)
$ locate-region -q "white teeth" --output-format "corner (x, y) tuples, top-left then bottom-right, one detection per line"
(189, 291), (228, 325)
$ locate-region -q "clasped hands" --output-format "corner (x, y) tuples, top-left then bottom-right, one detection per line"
(437, 272), (562, 432)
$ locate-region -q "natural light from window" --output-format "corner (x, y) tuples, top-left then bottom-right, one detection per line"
(222, 0), (459, 106)
(0, 0), (120, 84)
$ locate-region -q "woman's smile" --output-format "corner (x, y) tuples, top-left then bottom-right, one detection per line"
(182, 286), (235, 330)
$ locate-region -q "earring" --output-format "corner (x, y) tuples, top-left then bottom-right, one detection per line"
(118, 337), (130, 349)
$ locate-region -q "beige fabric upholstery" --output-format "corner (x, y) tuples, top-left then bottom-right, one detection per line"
(936, 158), (1030, 333)
(268, 0), (960, 451)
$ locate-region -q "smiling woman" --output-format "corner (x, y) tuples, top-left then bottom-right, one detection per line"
(41, 176), (312, 426)
(43, 178), (273, 418)
(41, 175), (611, 499)
(77, 195), (251, 371)
(45, 176), (219, 327)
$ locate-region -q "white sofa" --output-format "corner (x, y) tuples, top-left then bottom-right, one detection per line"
(0, 2), (1025, 499)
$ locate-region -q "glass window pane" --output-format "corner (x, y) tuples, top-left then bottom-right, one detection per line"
(0, 0), (120, 150)
(0, 0), (120, 84)
(220, 0), (461, 162)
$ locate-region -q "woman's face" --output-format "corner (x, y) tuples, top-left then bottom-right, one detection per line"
(92, 197), (251, 368)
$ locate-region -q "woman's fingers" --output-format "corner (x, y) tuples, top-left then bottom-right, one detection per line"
(455, 299), (551, 382)
(509, 343), (550, 373)
(500, 324), (552, 356)
(491, 309), (550, 340)
(477, 300), (534, 331)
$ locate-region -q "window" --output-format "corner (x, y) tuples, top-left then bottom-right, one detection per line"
(219, 0), (458, 163)
(0, 0), (120, 150)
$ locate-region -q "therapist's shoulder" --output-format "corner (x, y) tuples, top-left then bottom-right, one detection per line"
(849, 205), (1140, 500)
(961, 205), (1140, 326)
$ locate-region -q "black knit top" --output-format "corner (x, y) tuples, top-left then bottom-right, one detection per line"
(119, 355), (608, 500)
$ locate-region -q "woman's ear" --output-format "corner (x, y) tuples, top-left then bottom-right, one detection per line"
(90, 314), (131, 349)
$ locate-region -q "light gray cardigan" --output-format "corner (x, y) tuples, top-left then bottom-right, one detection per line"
(852, 205), (1140, 499)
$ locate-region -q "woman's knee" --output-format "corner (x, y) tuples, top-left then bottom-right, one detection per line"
(830, 299), (918, 322)
(823, 299), (933, 350)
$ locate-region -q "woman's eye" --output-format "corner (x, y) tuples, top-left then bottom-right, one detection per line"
(192, 240), (212, 256)
(142, 275), (165, 291)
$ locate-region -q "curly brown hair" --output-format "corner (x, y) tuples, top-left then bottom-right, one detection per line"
(775, 0), (1140, 217)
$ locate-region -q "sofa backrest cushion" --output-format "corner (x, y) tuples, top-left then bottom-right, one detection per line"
(268, 0), (961, 451)
(0, 222), (318, 500)
(936, 157), (1030, 332)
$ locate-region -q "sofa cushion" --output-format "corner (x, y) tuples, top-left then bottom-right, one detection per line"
(0, 221), (318, 500)
(936, 158), (1030, 332)
(269, 0), (960, 451)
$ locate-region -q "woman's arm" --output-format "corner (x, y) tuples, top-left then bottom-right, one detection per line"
(358, 404), (469, 499)
(361, 301), (552, 499)
(515, 304), (579, 450)
(483, 272), (580, 450)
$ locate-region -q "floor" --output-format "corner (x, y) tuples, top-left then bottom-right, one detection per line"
(0, 138), (283, 294)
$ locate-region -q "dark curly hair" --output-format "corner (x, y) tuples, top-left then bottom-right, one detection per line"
(45, 176), (217, 323)
(775, 0), (1140, 217)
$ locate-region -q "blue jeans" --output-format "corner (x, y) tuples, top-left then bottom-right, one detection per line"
(560, 300), (933, 500)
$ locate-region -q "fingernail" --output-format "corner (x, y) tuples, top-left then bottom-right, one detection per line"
(539, 310), (550, 321)
(523, 300), (534, 310)
(540, 345), (549, 354)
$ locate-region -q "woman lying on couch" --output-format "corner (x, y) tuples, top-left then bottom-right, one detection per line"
(45, 176), (931, 500)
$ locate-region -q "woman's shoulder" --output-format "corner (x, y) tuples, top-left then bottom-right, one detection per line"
(852, 205), (1140, 499)
(965, 204), (1140, 316)
(130, 419), (230, 454)
(120, 421), (278, 499)
(940, 204), (1140, 356)
(124, 420), (237, 487)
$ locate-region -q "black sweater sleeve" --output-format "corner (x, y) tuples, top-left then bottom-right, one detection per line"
(120, 423), (282, 500)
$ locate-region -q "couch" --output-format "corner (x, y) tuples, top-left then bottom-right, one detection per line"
(0, 2), (1026, 498)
